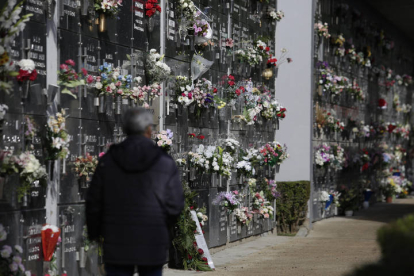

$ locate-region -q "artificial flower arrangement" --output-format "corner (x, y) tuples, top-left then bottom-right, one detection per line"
(314, 22), (331, 39)
(323, 111), (344, 133)
(257, 178), (281, 201)
(347, 80), (365, 102)
(45, 111), (70, 160)
(223, 138), (240, 156)
(172, 182), (212, 271)
(331, 144), (345, 170)
(146, 49), (171, 83)
(212, 190), (240, 214)
(253, 38), (271, 59)
(131, 79), (162, 106)
(401, 104), (412, 114)
(94, 0), (122, 17)
(403, 75), (412, 86)
(193, 18), (209, 37)
(319, 190), (330, 202)
(269, 10), (284, 21)
(222, 75), (244, 106)
(0, 242), (28, 276)
(174, 75), (194, 106)
(395, 75), (403, 86)
(176, 0), (198, 31)
(24, 115), (37, 142)
(235, 47), (263, 65)
(16, 59), (37, 83)
(233, 207), (253, 225)
(251, 191), (274, 218)
(188, 144), (233, 178)
(315, 143), (333, 169)
(73, 153), (99, 181)
(0, 150), (47, 201)
(58, 59), (94, 99)
(393, 94), (401, 111)
(236, 148), (261, 178)
(259, 141), (289, 167)
(0, 0), (32, 93)
(225, 38), (234, 53)
(155, 129), (173, 152)
(94, 63), (133, 98)
(145, 0), (161, 17)
(192, 78), (215, 109)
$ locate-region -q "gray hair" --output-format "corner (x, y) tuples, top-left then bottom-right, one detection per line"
(122, 107), (153, 135)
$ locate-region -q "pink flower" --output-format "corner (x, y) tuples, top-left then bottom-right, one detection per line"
(96, 76), (101, 82)
(81, 68), (88, 76)
(65, 59), (75, 66)
(233, 190), (239, 195)
(60, 64), (68, 71)
(106, 86), (112, 93)
(117, 89), (123, 94)
(99, 152), (105, 158)
(115, 81), (122, 87)
(86, 75), (94, 84)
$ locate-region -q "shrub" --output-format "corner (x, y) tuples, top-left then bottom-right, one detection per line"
(276, 181), (310, 234)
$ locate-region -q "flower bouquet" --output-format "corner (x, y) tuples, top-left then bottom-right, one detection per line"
(94, 0), (122, 32)
(73, 154), (98, 181)
(0, 243), (27, 276)
(403, 74), (412, 86)
(41, 224), (61, 262)
(314, 22), (331, 38)
(234, 207), (253, 225)
(155, 129), (173, 152)
(235, 47), (263, 65)
(315, 143), (333, 169)
(145, 0), (161, 17)
(174, 75), (194, 106)
(223, 138), (240, 156)
(58, 59), (92, 99)
(225, 38), (234, 55)
(45, 111), (70, 160)
(196, 207), (208, 227)
(222, 75), (244, 106)
(24, 116), (37, 142)
(0, 151), (47, 201)
(16, 59), (37, 98)
(269, 10), (284, 21)
(147, 49), (171, 83)
(259, 141), (289, 167)
(253, 38), (271, 59)
(212, 191), (240, 213)
(331, 144), (345, 170)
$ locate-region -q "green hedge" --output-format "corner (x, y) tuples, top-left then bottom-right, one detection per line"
(276, 181), (310, 234)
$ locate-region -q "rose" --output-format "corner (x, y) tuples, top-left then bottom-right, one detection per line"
(197, 248), (204, 255)
(65, 59), (75, 66)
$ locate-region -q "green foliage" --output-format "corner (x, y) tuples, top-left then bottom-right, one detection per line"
(276, 181), (310, 234)
(338, 186), (361, 213)
(172, 182), (211, 271)
(347, 215), (414, 276)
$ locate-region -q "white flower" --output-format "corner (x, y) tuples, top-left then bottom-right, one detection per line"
(183, 3), (188, 8)
(95, 82), (103, 89)
(1, 246), (12, 258)
(51, 137), (62, 149)
(14, 245), (23, 254)
(18, 59), (35, 72)
(134, 76), (142, 84)
(110, 83), (116, 90)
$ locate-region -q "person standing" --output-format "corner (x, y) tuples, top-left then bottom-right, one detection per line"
(86, 108), (184, 276)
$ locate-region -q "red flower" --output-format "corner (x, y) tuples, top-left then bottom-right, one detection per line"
(213, 87), (218, 93)
(29, 69), (38, 81)
(228, 75), (235, 81)
(188, 254), (192, 260)
(228, 81), (235, 86)
(190, 206), (194, 210)
(378, 99), (387, 107)
(276, 113), (281, 117)
(188, 133), (196, 138)
(239, 86), (245, 92)
(265, 46), (270, 52)
(65, 59), (75, 66)
(81, 68), (88, 76)
(327, 113), (331, 116)
(202, 257), (207, 262)
(146, 9), (155, 17)
(235, 89), (241, 96)
(197, 135), (205, 140)
(60, 64), (68, 71)
(281, 113), (286, 118)
(193, 242), (197, 247)
(146, 2), (154, 9)
(362, 163), (369, 172)
(259, 46), (263, 50)
(155, 5), (161, 12)
(198, 248), (204, 255)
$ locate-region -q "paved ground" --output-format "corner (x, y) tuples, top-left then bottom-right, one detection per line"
(164, 198), (414, 276)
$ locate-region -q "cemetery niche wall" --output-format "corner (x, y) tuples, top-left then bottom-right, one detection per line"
(312, 0), (414, 221)
(0, 0), (290, 274)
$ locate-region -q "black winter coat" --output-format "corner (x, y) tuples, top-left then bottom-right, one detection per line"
(86, 135), (184, 266)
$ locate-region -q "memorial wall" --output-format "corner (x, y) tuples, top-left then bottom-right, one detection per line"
(0, 0), (289, 274)
(312, 0), (414, 220)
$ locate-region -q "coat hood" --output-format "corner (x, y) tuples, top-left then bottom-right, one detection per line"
(110, 135), (162, 172)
